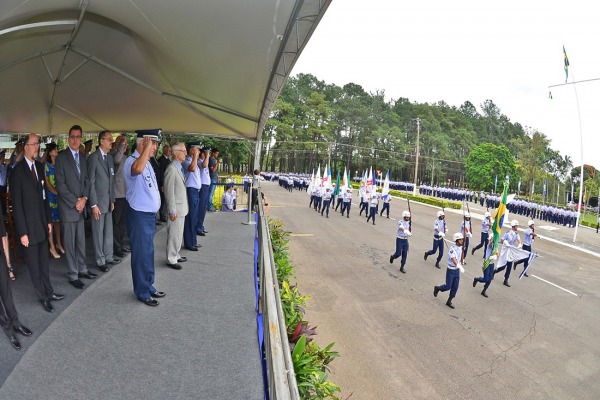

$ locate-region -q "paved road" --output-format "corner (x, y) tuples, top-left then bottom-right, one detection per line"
(266, 181), (600, 400)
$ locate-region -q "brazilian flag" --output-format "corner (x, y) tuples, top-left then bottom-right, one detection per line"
(483, 177), (509, 270)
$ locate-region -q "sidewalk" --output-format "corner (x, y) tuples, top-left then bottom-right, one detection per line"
(0, 212), (263, 400)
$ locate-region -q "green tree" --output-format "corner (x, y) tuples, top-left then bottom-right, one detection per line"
(465, 143), (516, 190)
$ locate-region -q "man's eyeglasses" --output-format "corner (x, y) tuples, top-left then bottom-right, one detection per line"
(69, 135), (82, 139)
(25, 142), (40, 146)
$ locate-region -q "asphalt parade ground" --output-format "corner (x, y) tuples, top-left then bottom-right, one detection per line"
(267, 181), (600, 400)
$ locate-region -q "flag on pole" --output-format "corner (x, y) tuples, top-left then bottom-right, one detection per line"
(342, 167), (348, 190)
(382, 171), (390, 200)
(333, 170), (341, 197)
(532, 180), (535, 194)
(518, 177), (521, 193)
(563, 45), (570, 83)
(543, 180), (547, 197)
(549, 91), (553, 99)
(484, 176), (509, 270)
(322, 164), (330, 189)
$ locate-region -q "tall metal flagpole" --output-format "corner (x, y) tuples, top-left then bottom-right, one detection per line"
(566, 48), (585, 243)
(412, 118), (421, 196)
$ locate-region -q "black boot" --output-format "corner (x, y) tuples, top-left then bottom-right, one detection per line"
(503, 279), (511, 287)
(446, 297), (455, 309)
(481, 289), (488, 298)
(424, 252), (428, 261)
(389, 255), (394, 264)
(435, 260), (440, 269)
(433, 286), (440, 297)
(400, 264), (405, 274)
(473, 278), (477, 287)
(471, 248), (475, 256)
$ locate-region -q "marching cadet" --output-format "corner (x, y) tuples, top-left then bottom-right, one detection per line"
(494, 219), (521, 287)
(341, 188), (352, 218)
(314, 185), (323, 212)
(366, 192), (379, 225)
(513, 219), (537, 277)
(359, 187), (368, 217)
(433, 232), (465, 309)
(424, 210), (448, 268)
(472, 211), (492, 258)
(389, 210), (412, 273)
(379, 193), (391, 218)
(321, 187), (332, 218)
(460, 213), (472, 264)
(472, 240), (498, 298)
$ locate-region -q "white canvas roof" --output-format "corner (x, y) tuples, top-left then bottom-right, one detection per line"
(0, 0), (331, 139)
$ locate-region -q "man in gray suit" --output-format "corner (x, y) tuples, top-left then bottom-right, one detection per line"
(88, 131), (120, 272)
(110, 135), (130, 258)
(163, 142), (188, 270)
(55, 125), (97, 289)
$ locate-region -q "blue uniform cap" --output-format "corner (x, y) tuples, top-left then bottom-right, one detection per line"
(135, 129), (162, 142)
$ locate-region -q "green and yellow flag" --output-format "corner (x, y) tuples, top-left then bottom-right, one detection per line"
(483, 176), (509, 270)
(563, 45), (570, 83)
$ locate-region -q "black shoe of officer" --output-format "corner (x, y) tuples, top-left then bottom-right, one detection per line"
(471, 248), (475, 256)
(446, 298), (455, 309)
(424, 252), (428, 261)
(389, 255), (393, 264)
(435, 260), (440, 269)
(473, 278), (477, 287)
(481, 289), (488, 298)
(400, 264), (405, 274)
(503, 280), (511, 287)
(433, 286), (440, 297)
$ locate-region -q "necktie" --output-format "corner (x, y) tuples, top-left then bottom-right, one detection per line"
(103, 154), (107, 162)
(74, 153), (80, 174)
(31, 163), (37, 181)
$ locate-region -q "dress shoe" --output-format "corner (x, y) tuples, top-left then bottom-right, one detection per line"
(40, 300), (54, 313)
(69, 279), (85, 289)
(98, 264), (109, 272)
(114, 251), (126, 258)
(194, 244), (202, 248)
(503, 280), (511, 287)
(79, 272), (97, 280)
(151, 291), (166, 298)
(167, 263), (182, 270)
(15, 326), (32, 336)
(471, 248), (475, 256)
(424, 252), (428, 261)
(197, 232), (206, 236)
(202, 230), (209, 233)
(473, 278), (478, 288)
(109, 259), (121, 265)
(433, 286), (440, 297)
(142, 298), (159, 307)
(122, 247), (131, 253)
(8, 335), (21, 350)
(389, 255), (393, 264)
(185, 247), (198, 252)
(177, 257), (187, 263)
(446, 299), (455, 309)
(50, 293), (65, 301)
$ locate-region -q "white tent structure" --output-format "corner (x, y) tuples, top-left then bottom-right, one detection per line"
(0, 0), (331, 143)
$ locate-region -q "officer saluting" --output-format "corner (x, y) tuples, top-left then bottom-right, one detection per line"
(433, 232), (465, 309)
(124, 130), (165, 306)
(424, 210), (447, 268)
(389, 210), (412, 273)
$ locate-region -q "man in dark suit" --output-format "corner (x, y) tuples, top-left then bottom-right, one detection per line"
(9, 133), (64, 313)
(110, 135), (130, 258)
(87, 131), (120, 272)
(157, 144), (171, 222)
(0, 202), (33, 350)
(55, 125), (97, 289)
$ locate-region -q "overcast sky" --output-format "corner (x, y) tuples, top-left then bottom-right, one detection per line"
(291, 0), (600, 171)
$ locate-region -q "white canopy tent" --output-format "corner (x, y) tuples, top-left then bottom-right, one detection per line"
(0, 0), (331, 142)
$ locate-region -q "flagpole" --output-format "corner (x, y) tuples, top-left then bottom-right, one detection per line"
(565, 48), (585, 243)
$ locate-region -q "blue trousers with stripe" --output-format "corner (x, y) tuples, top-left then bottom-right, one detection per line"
(127, 206), (157, 301)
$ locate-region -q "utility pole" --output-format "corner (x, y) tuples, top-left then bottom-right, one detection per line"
(412, 118), (421, 196)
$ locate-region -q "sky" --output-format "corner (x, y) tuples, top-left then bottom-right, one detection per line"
(291, 0), (600, 171)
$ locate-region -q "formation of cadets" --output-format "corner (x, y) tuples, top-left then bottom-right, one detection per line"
(271, 172), (548, 311)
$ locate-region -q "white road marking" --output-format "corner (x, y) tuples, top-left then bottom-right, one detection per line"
(531, 274), (578, 296)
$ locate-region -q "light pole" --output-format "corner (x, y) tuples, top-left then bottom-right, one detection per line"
(412, 118), (421, 196)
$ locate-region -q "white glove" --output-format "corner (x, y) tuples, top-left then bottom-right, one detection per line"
(458, 264), (465, 273)
(406, 231), (413, 237)
(439, 232), (445, 238)
(467, 232), (472, 238)
(490, 255), (498, 261)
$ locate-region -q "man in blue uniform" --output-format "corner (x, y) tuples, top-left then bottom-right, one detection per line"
(124, 131), (165, 306)
(182, 143), (201, 251)
(433, 232), (465, 309)
(472, 240), (498, 298)
(513, 220), (536, 277)
(460, 213), (472, 264)
(389, 210), (411, 273)
(493, 219), (521, 287)
(472, 211), (491, 258)
(424, 210), (447, 268)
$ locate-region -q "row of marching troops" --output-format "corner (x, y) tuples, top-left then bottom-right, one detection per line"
(273, 178), (539, 311)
